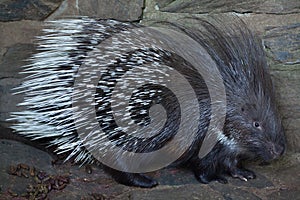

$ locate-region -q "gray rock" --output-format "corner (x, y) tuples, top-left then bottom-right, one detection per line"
(0, 43), (35, 75)
(0, 44), (35, 127)
(272, 70), (300, 153)
(0, 136), (299, 199)
(264, 23), (300, 65)
(0, 139), (54, 194)
(0, 77), (24, 127)
(210, 183), (261, 200)
(267, 189), (300, 200)
(129, 184), (224, 200)
(146, 0), (300, 14)
(48, 0), (144, 21)
(0, 21), (42, 47)
(0, 0), (63, 22)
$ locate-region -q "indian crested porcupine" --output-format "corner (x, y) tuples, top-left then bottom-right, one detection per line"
(10, 16), (286, 188)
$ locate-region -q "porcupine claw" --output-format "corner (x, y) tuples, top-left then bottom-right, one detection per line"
(229, 167), (256, 181)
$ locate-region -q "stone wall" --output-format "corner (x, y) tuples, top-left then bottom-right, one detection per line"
(0, 0), (299, 152)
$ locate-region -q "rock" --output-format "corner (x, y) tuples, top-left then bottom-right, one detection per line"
(0, 0), (63, 22)
(272, 70), (300, 152)
(129, 184), (223, 200)
(0, 43), (35, 75)
(0, 20), (42, 47)
(0, 77), (25, 127)
(0, 44), (36, 127)
(209, 183), (261, 200)
(47, 0), (144, 21)
(0, 139), (54, 194)
(0, 21), (42, 128)
(145, 0), (300, 14)
(267, 188), (300, 200)
(264, 23), (300, 65)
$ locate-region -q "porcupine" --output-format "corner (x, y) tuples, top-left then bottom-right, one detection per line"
(10, 16), (286, 188)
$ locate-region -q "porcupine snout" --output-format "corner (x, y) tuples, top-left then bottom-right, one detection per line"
(261, 137), (285, 162)
(266, 142), (285, 159)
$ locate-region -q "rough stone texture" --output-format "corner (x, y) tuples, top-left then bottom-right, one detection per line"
(152, 0), (300, 14)
(129, 185), (224, 200)
(0, 0), (63, 21)
(0, 20), (42, 127)
(0, 43), (37, 127)
(47, 0), (144, 21)
(271, 70), (300, 152)
(0, 21), (43, 47)
(263, 24), (299, 65)
(0, 139), (57, 198)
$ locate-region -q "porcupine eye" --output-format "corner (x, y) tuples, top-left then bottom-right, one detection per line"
(253, 121), (262, 130)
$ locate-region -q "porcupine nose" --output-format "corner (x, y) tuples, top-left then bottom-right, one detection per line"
(268, 142), (285, 159)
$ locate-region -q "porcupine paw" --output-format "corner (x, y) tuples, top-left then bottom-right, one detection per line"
(194, 171), (228, 184)
(229, 167), (256, 181)
(128, 174), (158, 188)
(103, 166), (158, 188)
(113, 172), (158, 188)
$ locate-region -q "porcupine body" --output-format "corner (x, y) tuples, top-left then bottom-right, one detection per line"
(10, 16), (286, 188)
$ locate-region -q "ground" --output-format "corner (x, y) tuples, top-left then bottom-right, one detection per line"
(0, 139), (299, 200)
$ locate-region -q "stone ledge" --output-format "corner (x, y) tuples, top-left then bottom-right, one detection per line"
(145, 0), (300, 14)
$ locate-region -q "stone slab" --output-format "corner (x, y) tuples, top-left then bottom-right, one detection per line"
(47, 0), (144, 21)
(0, 0), (62, 21)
